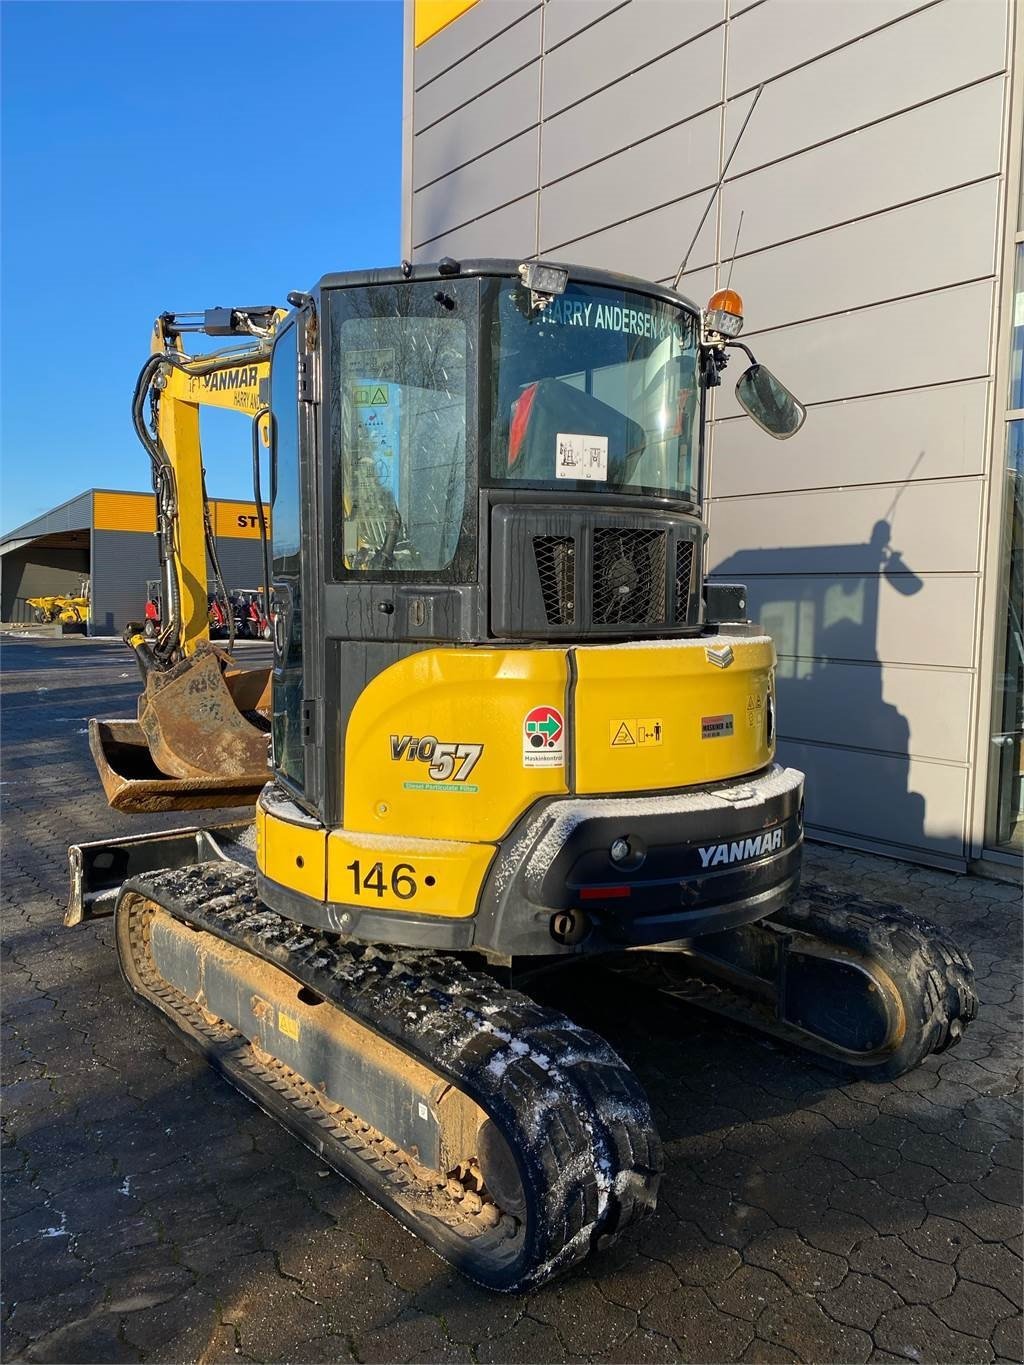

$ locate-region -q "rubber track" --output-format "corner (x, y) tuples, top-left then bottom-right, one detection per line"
(771, 880), (978, 1058)
(630, 879), (978, 1080)
(117, 861), (661, 1290)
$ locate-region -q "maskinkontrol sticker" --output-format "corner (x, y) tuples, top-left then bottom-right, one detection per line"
(523, 705), (565, 767)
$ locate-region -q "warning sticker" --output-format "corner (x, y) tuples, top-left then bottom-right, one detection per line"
(746, 694), (764, 728)
(278, 1010), (300, 1042)
(353, 384), (389, 406)
(556, 432), (608, 481)
(609, 718), (663, 747)
(701, 714), (734, 740)
(523, 705), (565, 768)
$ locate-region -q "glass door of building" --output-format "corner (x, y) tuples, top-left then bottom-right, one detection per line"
(988, 242), (1024, 853)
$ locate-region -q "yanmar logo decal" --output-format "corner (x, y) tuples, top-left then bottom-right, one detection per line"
(698, 827), (783, 869)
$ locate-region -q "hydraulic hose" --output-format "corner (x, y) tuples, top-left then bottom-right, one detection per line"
(131, 341), (273, 662)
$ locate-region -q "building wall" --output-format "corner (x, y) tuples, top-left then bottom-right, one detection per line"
(90, 531), (267, 635)
(405, 0), (1017, 867)
(0, 547), (90, 623)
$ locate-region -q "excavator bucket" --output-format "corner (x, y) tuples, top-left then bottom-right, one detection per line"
(91, 646), (271, 813)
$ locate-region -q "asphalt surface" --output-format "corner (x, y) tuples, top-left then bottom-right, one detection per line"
(1, 636), (1021, 1365)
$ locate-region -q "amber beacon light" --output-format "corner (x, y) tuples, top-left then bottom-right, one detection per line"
(704, 288), (744, 338)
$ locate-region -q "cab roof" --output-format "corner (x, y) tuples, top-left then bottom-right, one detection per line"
(314, 259), (701, 317)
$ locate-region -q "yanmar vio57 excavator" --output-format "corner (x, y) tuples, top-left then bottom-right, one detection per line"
(67, 260), (977, 1290)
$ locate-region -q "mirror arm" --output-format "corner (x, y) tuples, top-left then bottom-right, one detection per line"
(725, 339), (757, 366)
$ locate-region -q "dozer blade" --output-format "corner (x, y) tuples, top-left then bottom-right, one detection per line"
(136, 644), (270, 782)
(90, 719), (267, 813)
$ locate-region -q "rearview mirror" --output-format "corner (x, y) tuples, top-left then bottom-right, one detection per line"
(735, 364), (805, 439)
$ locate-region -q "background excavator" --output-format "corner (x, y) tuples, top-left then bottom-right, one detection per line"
(67, 259), (977, 1291)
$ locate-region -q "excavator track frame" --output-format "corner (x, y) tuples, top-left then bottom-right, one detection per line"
(619, 881), (977, 1082)
(113, 860), (661, 1292)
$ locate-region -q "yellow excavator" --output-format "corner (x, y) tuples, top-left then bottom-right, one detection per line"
(67, 260), (977, 1291)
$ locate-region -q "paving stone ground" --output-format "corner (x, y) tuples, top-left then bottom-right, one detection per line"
(1, 637), (1021, 1365)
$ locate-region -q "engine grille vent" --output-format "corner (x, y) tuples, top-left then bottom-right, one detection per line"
(675, 541), (695, 622)
(533, 535), (576, 626)
(592, 528), (667, 626)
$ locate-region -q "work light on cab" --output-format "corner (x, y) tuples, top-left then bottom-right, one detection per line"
(705, 288), (744, 338)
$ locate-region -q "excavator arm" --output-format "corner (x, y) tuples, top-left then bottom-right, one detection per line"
(91, 306), (283, 812)
(129, 307), (278, 661)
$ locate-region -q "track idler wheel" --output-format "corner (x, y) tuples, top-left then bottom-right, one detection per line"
(652, 882), (977, 1081)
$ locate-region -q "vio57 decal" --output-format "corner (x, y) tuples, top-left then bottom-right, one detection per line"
(390, 735), (483, 789)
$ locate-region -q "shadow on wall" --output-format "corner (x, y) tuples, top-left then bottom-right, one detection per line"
(712, 519), (929, 852)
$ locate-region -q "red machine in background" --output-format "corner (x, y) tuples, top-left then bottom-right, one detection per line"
(143, 582), (272, 642)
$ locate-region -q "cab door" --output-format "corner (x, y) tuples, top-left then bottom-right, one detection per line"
(269, 316), (319, 803)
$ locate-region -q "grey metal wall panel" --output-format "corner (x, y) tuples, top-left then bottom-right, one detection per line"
(543, 0), (627, 50)
(90, 530), (158, 635)
(413, 128), (539, 245)
(541, 25), (724, 183)
(413, 63), (540, 188)
(542, 0), (724, 118)
(784, 740), (969, 860)
(726, 0), (929, 94)
(540, 105), (720, 249)
(540, 185), (718, 281)
(710, 479), (984, 575)
(718, 572), (979, 670)
(715, 280), (995, 417)
(723, 0), (1008, 179)
(726, 180), (1000, 333)
(775, 661), (974, 765)
(90, 530), (265, 635)
(718, 77), (1005, 262)
(711, 380), (992, 496)
(414, 0), (540, 87)
(411, 192), (539, 261)
(415, 5), (541, 128)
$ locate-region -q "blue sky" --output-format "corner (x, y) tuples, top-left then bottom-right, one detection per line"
(1, 0), (404, 533)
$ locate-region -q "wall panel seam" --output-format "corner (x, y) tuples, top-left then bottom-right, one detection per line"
(414, 124), (540, 194)
(541, 99), (722, 191)
(413, 190), (538, 250)
(726, 0), (945, 100)
(717, 70), (1008, 190)
(542, 0), (632, 57)
(414, 1), (543, 92)
(542, 17), (726, 123)
(780, 736), (970, 769)
(740, 275), (996, 340)
(709, 374), (993, 422)
(775, 657), (975, 675)
(709, 472), (988, 500)
(715, 175), (1002, 272)
(709, 472), (987, 500)
(415, 55), (541, 135)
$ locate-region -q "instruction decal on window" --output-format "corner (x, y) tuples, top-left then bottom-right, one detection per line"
(556, 432), (608, 481)
(523, 705), (565, 768)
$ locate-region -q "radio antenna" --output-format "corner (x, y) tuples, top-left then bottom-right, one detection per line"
(724, 210), (744, 292)
(672, 84), (763, 292)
